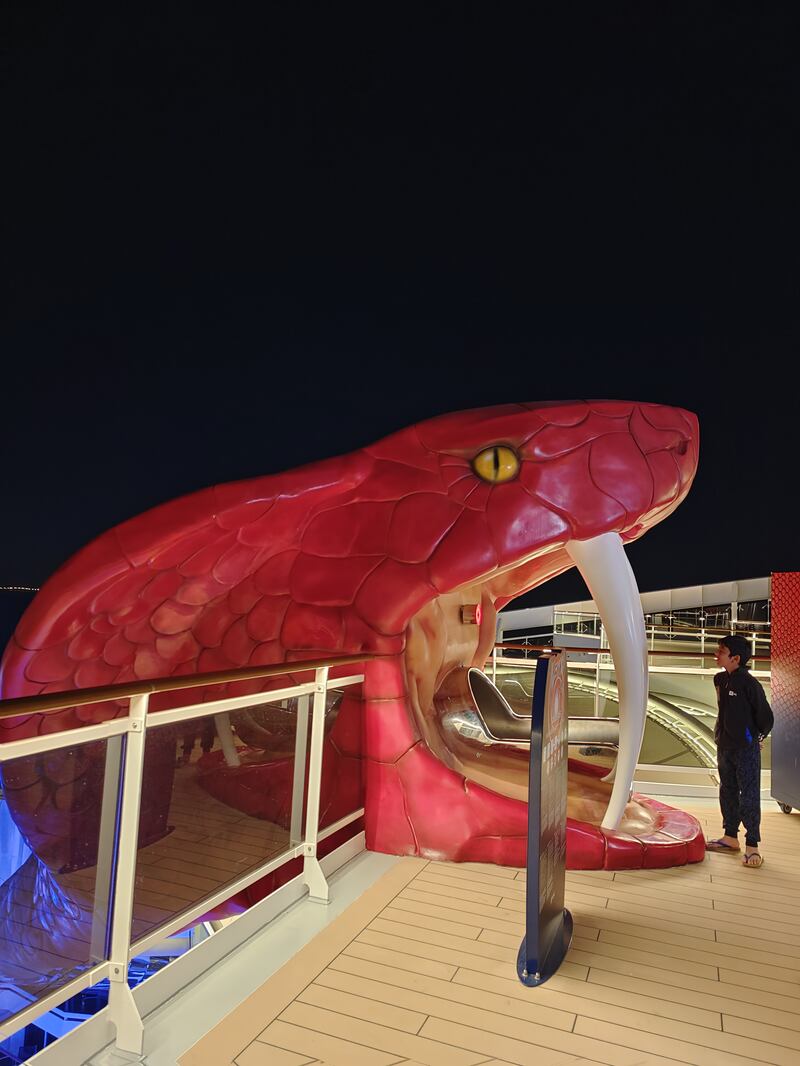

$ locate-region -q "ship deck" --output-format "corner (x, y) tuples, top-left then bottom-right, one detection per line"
(179, 802), (800, 1066)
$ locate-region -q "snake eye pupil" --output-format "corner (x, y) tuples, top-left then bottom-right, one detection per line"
(471, 445), (520, 483)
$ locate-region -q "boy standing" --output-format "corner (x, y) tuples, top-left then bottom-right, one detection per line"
(706, 634), (774, 867)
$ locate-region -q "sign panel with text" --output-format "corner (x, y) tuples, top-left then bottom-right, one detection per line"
(517, 651), (573, 986)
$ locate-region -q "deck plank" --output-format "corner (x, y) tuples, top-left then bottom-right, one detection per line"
(451, 965), (721, 1029)
(320, 956), (576, 1031)
(181, 805), (800, 1066)
(256, 1019), (404, 1065)
(278, 1001), (490, 1066)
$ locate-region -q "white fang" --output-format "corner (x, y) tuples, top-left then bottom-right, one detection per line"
(565, 532), (648, 830)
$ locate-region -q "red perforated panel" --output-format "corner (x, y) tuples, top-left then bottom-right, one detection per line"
(771, 572), (800, 809)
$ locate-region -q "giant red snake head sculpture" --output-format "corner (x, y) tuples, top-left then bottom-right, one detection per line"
(0, 399), (701, 888)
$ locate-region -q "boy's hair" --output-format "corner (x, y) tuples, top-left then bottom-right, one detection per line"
(719, 634), (751, 666)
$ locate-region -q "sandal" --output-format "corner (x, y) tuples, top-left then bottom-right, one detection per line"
(705, 838), (741, 853)
(743, 852), (763, 868)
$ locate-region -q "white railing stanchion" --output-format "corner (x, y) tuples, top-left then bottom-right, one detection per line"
(593, 623), (604, 717)
(290, 693), (310, 844)
(107, 693), (149, 1055)
(89, 735), (125, 962)
(303, 667), (330, 903)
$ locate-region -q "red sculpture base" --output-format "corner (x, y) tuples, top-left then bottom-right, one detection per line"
(365, 749), (705, 870)
(196, 743), (705, 873)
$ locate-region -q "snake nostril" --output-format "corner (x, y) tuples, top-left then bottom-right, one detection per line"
(672, 439), (689, 456)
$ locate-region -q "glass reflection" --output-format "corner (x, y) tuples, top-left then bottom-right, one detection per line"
(318, 687), (364, 832)
(494, 659), (769, 771)
(129, 694), (334, 943)
(0, 738), (119, 1022)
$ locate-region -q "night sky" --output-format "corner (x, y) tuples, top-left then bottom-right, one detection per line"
(3, 7), (797, 640)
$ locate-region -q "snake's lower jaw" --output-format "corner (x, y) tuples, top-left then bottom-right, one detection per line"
(432, 533), (648, 831)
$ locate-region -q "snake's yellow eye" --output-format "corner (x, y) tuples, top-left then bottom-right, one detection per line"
(471, 445), (520, 483)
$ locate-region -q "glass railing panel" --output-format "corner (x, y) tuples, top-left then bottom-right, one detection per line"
(129, 699), (306, 944)
(406, 641), (775, 788)
(584, 668), (771, 770)
(496, 649), (772, 778)
(493, 662), (536, 714)
(318, 687), (364, 834)
(0, 736), (121, 1021)
(643, 671), (772, 769)
(638, 714), (713, 768)
(0, 927), (200, 1062)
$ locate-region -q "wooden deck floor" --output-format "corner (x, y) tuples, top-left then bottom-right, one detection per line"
(182, 804), (800, 1066)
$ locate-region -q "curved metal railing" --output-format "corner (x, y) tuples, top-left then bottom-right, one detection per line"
(0, 653), (376, 1053)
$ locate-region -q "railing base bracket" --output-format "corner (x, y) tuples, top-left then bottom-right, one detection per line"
(108, 979), (144, 1056)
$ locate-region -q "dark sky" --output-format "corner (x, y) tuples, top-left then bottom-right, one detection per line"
(2, 6), (797, 629)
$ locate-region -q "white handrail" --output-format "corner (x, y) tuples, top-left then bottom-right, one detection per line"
(0, 664), (366, 1052)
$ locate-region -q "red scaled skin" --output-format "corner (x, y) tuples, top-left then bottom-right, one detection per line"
(1, 400), (702, 875)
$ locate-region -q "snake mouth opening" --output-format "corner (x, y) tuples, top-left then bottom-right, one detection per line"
(406, 532), (648, 831)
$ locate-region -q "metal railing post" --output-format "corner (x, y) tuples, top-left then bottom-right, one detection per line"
(89, 735), (125, 962)
(290, 693), (311, 845)
(491, 645), (497, 684)
(107, 693), (149, 1055)
(593, 623), (604, 717)
(303, 667), (330, 903)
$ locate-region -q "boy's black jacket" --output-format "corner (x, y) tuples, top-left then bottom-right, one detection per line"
(714, 666), (774, 750)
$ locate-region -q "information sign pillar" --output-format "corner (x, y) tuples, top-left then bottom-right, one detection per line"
(517, 650), (573, 986)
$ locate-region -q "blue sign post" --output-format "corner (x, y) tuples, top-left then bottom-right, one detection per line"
(517, 651), (573, 986)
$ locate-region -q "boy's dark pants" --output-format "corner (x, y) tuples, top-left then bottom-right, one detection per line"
(718, 744), (761, 847)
